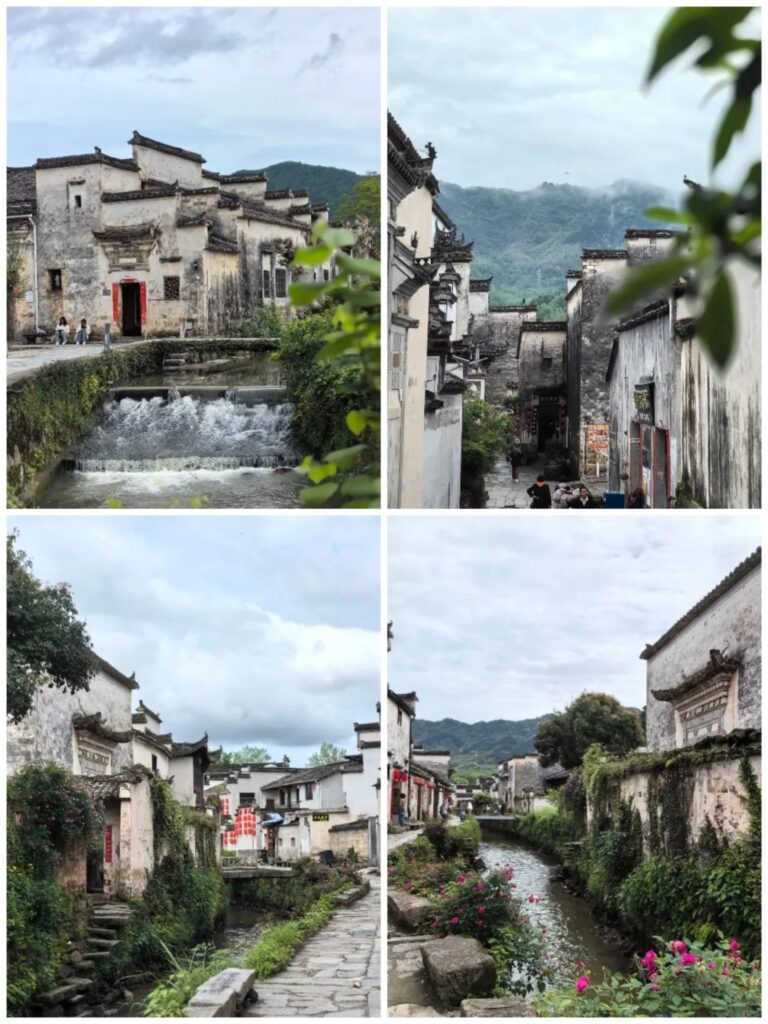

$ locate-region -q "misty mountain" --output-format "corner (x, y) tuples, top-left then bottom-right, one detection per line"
(438, 178), (675, 310)
(412, 715), (551, 770)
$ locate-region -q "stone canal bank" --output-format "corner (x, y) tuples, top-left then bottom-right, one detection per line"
(244, 873), (381, 1018)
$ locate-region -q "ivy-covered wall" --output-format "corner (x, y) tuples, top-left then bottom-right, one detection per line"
(7, 338), (277, 505)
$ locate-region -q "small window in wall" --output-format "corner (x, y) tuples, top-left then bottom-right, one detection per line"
(397, 709), (403, 726)
(74, 194), (82, 209)
(151, 754), (158, 773)
(305, 783), (313, 801)
(240, 792), (255, 806)
(164, 276), (180, 300)
(294, 786), (300, 804)
(279, 789), (286, 806)
(542, 356), (553, 370)
(49, 269), (62, 291)
(323, 269), (330, 282)
(262, 268), (271, 299)
(275, 268), (287, 299)
(290, 837), (296, 848)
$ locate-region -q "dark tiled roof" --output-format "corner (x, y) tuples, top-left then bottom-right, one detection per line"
(354, 722), (380, 732)
(130, 131), (205, 164)
(81, 764), (154, 799)
(218, 191), (242, 210)
(177, 211), (210, 227)
(520, 321), (567, 332)
(95, 655), (139, 690)
(239, 202), (309, 231)
(93, 223), (160, 242)
(171, 734), (210, 758)
(288, 203), (312, 216)
(261, 761), (346, 791)
(651, 650), (741, 702)
(134, 728), (174, 753)
(641, 549), (761, 660)
(265, 189), (292, 200)
(542, 763), (569, 782)
(388, 112), (439, 195)
(137, 700), (161, 721)
(469, 278), (493, 292)
(202, 169), (221, 181)
(7, 166), (37, 214)
(102, 186), (178, 203)
(311, 202), (329, 213)
(359, 740), (381, 749)
(582, 248), (628, 260)
(207, 234), (239, 254)
(328, 818), (370, 833)
(566, 269), (583, 277)
(72, 712), (133, 743)
(36, 152), (137, 172)
(625, 229), (684, 240)
(616, 298), (669, 333)
(221, 172), (266, 184)
(180, 187), (219, 196)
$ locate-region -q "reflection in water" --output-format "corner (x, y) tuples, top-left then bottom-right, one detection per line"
(480, 835), (628, 986)
(134, 352), (283, 388)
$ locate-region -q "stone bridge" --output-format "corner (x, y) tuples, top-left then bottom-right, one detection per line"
(219, 864), (295, 880)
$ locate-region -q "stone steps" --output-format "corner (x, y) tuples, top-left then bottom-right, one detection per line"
(82, 950), (111, 962)
(86, 937), (120, 950)
(88, 925), (118, 939)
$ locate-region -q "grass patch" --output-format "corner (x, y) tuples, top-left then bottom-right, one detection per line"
(142, 943), (235, 1018)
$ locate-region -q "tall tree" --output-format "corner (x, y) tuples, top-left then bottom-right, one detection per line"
(218, 745), (271, 765)
(307, 742), (347, 767)
(7, 533), (95, 723)
(535, 692), (644, 769)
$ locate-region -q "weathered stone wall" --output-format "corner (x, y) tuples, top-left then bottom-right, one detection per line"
(329, 823), (370, 860)
(7, 665), (134, 776)
(482, 308), (538, 407)
(518, 327), (566, 401)
(645, 565), (761, 752)
(607, 305), (681, 495)
(678, 261), (761, 509)
(423, 394), (462, 508)
(576, 253), (627, 474)
(618, 754), (760, 849)
(565, 280), (582, 471)
(125, 776), (155, 895)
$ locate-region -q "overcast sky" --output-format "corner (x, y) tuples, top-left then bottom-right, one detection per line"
(389, 516), (760, 722)
(10, 515), (380, 763)
(390, 6), (760, 191)
(8, 7), (379, 173)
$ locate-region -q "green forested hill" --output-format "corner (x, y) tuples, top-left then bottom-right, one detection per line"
(438, 178), (674, 315)
(235, 161), (366, 217)
(412, 715), (551, 779)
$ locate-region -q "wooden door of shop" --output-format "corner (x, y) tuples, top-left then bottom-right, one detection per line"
(121, 282), (142, 336)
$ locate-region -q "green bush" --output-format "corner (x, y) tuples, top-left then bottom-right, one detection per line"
(423, 818), (481, 860)
(536, 937), (761, 1017)
(231, 857), (358, 916)
(429, 866), (521, 943)
(143, 944), (235, 1018)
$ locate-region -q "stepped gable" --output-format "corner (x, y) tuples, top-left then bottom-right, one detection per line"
(129, 130), (205, 165)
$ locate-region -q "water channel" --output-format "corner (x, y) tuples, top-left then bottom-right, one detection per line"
(479, 831), (627, 985)
(38, 354), (303, 508)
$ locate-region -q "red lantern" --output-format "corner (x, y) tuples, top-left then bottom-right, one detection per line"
(392, 769), (401, 781)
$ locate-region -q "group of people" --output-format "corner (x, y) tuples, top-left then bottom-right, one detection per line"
(527, 476), (600, 509)
(53, 317), (90, 346)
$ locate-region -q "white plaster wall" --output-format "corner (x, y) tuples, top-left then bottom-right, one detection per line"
(645, 566), (761, 751)
(170, 757), (196, 806)
(126, 776), (154, 894)
(387, 698), (412, 769)
(422, 394), (462, 508)
(132, 736), (172, 778)
(133, 144), (203, 189)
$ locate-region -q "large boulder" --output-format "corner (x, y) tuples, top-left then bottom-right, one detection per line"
(421, 936), (496, 1006)
(461, 996), (538, 1017)
(388, 890), (434, 931)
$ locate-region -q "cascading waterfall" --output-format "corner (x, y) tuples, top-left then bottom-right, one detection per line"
(74, 395), (298, 470)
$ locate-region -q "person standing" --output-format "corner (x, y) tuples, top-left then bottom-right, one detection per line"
(568, 485), (598, 509)
(509, 442), (523, 481)
(398, 793), (407, 828)
(54, 317), (69, 345)
(527, 474), (552, 509)
(74, 318), (90, 345)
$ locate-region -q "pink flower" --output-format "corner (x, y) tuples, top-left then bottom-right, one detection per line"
(670, 940), (687, 955)
(641, 951), (657, 971)
(730, 940), (740, 953)
(478, 906), (486, 914)
(576, 976), (589, 994)
(722, 967), (730, 976)
(681, 953), (696, 966)
(651, 983), (660, 992)
(708, 962), (717, 970)
(450, 917), (459, 925)
(476, 882), (485, 890)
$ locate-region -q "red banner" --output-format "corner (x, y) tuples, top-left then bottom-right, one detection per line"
(105, 825), (113, 864)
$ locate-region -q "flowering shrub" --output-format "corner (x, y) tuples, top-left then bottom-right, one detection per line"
(535, 937), (761, 1017)
(429, 867), (521, 942)
(389, 855), (466, 898)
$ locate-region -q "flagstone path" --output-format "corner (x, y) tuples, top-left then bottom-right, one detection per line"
(246, 873), (381, 1017)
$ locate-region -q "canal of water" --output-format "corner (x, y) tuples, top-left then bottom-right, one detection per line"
(479, 831), (628, 985)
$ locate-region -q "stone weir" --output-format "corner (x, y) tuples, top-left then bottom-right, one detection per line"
(109, 386), (288, 404)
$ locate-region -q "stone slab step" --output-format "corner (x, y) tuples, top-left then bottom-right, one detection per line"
(83, 951), (111, 961)
(87, 937), (120, 950)
(74, 961), (96, 973)
(89, 926), (118, 938)
(38, 984), (80, 1005)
